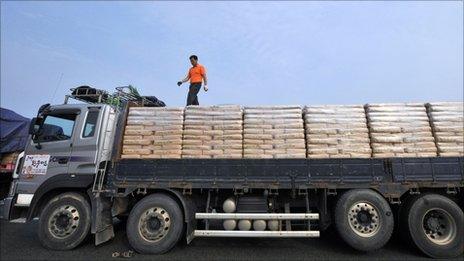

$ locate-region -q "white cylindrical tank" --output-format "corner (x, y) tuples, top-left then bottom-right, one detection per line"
(268, 220), (279, 231)
(238, 220), (252, 231)
(223, 220), (237, 231)
(223, 197), (236, 213)
(253, 220), (267, 231)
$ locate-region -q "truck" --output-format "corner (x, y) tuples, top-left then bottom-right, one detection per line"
(0, 108), (29, 199)
(0, 86), (462, 258)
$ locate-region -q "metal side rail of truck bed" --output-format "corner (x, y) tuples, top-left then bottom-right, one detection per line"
(194, 213), (320, 238)
(110, 157), (464, 197)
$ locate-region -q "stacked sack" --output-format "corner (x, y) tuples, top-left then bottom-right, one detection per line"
(366, 103), (437, 158)
(304, 105), (371, 158)
(243, 106), (306, 159)
(182, 105), (243, 159)
(426, 102), (464, 157)
(122, 107), (184, 159)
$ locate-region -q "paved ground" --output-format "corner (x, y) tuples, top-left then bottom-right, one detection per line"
(0, 220), (462, 261)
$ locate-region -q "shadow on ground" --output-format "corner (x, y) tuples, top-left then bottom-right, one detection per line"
(1, 220), (462, 261)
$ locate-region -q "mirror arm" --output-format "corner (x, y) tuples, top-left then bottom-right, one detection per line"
(32, 113), (46, 150)
(33, 132), (42, 150)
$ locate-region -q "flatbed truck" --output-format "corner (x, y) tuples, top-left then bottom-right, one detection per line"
(0, 88), (462, 258)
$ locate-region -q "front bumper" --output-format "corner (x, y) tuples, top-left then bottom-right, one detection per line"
(0, 197), (14, 220)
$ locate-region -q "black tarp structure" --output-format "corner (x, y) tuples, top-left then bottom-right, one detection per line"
(0, 108), (30, 153)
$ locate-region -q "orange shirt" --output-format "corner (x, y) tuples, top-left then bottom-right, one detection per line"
(188, 64), (206, 83)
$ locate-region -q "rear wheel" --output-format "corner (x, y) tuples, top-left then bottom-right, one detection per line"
(334, 189), (394, 252)
(405, 194), (463, 258)
(38, 192), (91, 250)
(126, 194), (184, 254)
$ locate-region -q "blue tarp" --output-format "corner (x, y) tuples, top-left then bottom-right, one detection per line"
(0, 108), (30, 153)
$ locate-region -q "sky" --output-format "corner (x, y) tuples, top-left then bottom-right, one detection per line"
(1, 1), (463, 118)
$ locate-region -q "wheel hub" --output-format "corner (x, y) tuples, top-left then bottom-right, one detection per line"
(147, 217), (161, 231)
(357, 211), (371, 225)
(426, 217), (440, 231)
(422, 208), (456, 245)
(56, 214), (71, 229)
(348, 202), (380, 237)
(48, 205), (80, 238)
(139, 207), (171, 242)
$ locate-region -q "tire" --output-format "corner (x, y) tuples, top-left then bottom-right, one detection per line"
(334, 189), (394, 252)
(38, 192), (91, 250)
(405, 194), (463, 258)
(126, 193), (184, 254)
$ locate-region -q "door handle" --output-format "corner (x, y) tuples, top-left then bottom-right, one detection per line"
(58, 157), (69, 164)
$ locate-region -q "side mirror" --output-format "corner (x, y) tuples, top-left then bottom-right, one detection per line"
(28, 117), (44, 135)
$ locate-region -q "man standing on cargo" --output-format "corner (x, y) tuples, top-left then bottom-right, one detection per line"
(177, 55), (208, 106)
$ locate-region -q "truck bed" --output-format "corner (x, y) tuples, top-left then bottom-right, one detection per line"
(111, 157), (464, 194)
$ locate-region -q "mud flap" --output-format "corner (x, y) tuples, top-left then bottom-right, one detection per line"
(185, 197), (196, 244)
(89, 191), (114, 245)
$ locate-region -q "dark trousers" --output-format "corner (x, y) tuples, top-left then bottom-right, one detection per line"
(187, 83), (201, 106)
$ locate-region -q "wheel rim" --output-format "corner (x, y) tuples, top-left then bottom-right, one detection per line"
(347, 201), (381, 237)
(422, 208), (456, 245)
(48, 205), (80, 238)
(138, 207), (171, 242)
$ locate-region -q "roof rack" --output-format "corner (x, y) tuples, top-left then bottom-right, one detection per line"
(64, 85), (161, 107)
(65, 86), (109, 104)
(114, 86), (159, 106)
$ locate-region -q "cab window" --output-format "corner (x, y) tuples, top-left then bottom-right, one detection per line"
(35, 113), (77, 142)
(83, 111), (99, 138)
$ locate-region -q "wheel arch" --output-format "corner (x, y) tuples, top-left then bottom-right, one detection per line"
(27, 174), (94, 221)
(335, 188), (393, 204)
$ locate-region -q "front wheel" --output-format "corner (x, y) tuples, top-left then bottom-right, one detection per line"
(334, 189), (394, 252)
(406, 194), (463, 258)
(38, 192), (91, 250)
(126, 193), (184, 254)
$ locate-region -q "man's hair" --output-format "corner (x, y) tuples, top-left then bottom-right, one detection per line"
(189, 55), (198, 61)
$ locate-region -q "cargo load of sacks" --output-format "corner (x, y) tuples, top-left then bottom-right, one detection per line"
(243, 105), (306, 159)
(426, 102), (464, 157)
(121, 102), (462, 159)
(122, 107), (184, 159)
(182, 105), (243, 159)
(304, 105), (371, 158)
(366, 103), (437, 158)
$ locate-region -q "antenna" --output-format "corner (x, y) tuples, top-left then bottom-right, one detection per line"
(51, 72), (64, 103)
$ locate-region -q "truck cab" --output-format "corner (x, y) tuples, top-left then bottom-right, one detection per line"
(1, 103), (116, 226)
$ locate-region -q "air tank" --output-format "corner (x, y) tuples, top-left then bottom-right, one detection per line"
(238, 220), (252, 231)
(268, 220), (279, 231)
(223, 220), (237, 230)
(223, 197), (236, 213)
(253, 220), (267, 231)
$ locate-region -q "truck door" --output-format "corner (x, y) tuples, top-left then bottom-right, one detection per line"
(67, 106), (102, 176)
(18, 109), (80, 194)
